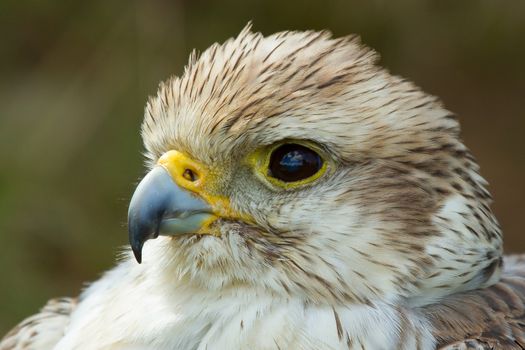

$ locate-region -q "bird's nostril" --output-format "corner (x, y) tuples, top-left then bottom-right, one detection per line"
(182, 168), (198, 182)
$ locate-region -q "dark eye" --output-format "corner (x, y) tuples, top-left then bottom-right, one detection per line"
(268, 144), (323, 182)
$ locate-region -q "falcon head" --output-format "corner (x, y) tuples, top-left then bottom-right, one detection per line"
(128, 25), (503, 306)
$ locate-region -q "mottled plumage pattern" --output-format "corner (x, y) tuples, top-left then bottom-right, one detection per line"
(431, 256), (525, 349)
(1, 25), (521, 349)
(1, 298), (75, 350)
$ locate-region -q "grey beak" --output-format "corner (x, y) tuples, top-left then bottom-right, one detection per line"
(127, 166), (214, 263)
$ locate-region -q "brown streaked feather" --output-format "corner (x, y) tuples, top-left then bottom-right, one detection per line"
(0, 298), (76, 350)
(425, 255), (525, 349)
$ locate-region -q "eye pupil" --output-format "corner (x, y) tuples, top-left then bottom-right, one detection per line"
(268, 144), (323, 183)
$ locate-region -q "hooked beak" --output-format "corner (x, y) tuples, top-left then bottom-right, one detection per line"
(127, 166), (216, 263)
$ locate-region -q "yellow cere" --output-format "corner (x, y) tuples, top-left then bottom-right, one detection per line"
(247, 141), (328, 190)
(157, 150), (252, 235)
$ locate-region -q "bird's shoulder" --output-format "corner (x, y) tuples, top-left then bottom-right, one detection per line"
(425, 255), (525, 350)
(0, 297), (76, 350)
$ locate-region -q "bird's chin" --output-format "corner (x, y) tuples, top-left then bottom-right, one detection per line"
(151, 220), (274, 288)
(165, 219), (258, 242)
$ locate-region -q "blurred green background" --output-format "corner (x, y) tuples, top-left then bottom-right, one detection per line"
(0, 0), (524, 334)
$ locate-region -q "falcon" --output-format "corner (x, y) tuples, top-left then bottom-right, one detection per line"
(2, 25), (524, 350)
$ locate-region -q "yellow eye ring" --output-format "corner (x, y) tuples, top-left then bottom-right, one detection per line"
(248, 141), (328, 190)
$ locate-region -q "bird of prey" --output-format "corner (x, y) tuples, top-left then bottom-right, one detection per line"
(2, 24), (524, 350)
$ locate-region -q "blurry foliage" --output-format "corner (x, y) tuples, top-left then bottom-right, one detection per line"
(0, 0), (524, 334)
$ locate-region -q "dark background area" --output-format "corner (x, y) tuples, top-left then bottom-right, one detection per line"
(0, 0), (523, 334)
